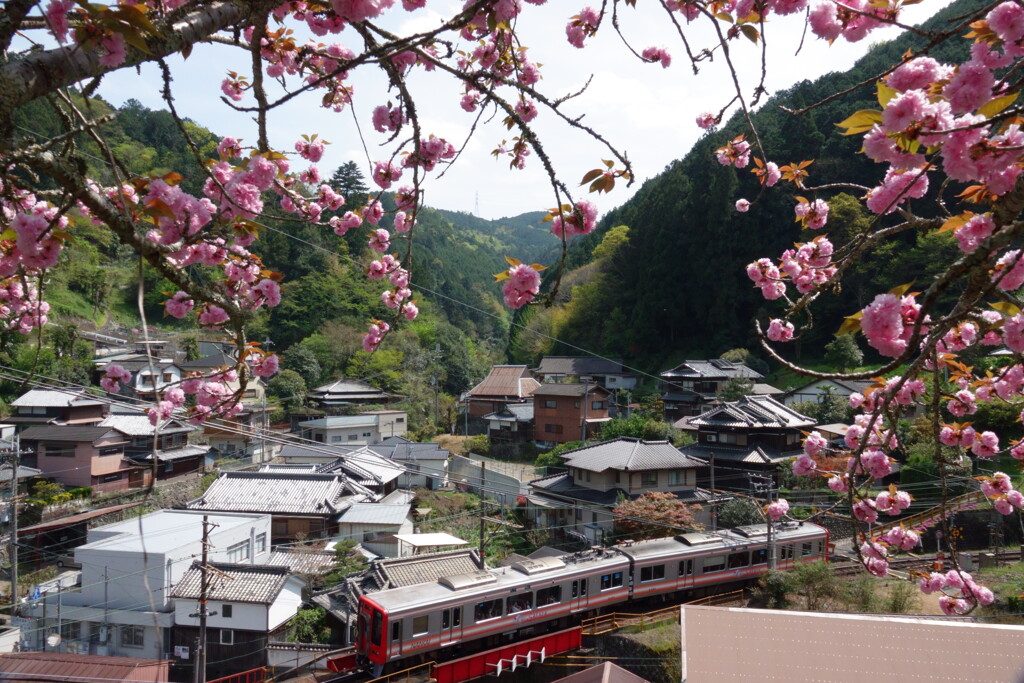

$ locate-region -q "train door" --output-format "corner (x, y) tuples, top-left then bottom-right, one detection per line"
(570, 576), (589, 612)
(440, 604), (463, 646)
(389, 618), (403, 658)
(678, 559), (695, 591)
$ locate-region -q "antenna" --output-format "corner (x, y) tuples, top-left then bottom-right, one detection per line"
(475, 191), (480, 216)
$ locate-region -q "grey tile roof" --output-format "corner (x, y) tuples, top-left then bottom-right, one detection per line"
(20, 425), (123, 443)
(530, 383), (611, 398)
(278, 442), (361, 460)
(11, 389), (104, 408)
(366, 443), (450, 461)
(680, 442), (798, 465)
(309, 378), (394, 401)
(265, 550), (337, 574)
(337, 503), (410, 526)
(376, 548), (482, 588)
(178, 349), (236, 370)
(558, 437), (708, 472)
(189, 471), (353, 515)
(482, 403), (534, 422)
(691, 395), (815, 429)
(100, 414), (194, 437)
(139, 444), (209, 462)
(468, 365), (540, 400)
(660, 359), (763, 380)
(535, 356), (628, 376)
(528, 471), (714, 506)
(171, 561), (291, 604)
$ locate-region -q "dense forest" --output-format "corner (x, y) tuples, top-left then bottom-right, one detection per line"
(509, 0), (986, 373)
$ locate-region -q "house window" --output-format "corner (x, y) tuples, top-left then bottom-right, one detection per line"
(120, 626), (144, 648)
(100, 472), (123, 483)
(397, 417), (405, 423)
(348, 434), (359, 441)
(222, 604), (233, 618)
(220, 629), (234, 645)
(99, 447), (121, 457)
(668, 470), (684, 486)
(640, 565), (666, 582)
(591, 401), (605, 410)
(585, 471), (591, 482)
(255, 533), (267, 553)
(60, 621), (80, 641)
(226, 540), (249, 563)
(545, 424), (563, 434)
(362, 432), (372, 437)
(641, 471), (658, 487)
(600, 572), (623, 590)
(44, 444), (75, 458)
(544, 400), (557, 408)
(331, 436), (343, 443)
(705, 433), (717, 442)
(615, 471), (621, 484)
(574, 401), (580, 409)
(412, 615), (429, 636)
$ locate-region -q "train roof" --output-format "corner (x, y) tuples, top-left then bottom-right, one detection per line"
(612, 522), (825, 561)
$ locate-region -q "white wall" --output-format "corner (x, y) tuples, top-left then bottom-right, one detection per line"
(174, 600), (268, 632)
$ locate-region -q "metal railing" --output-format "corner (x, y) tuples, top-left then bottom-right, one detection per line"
(580, 589), (747, 635)
(362, 661), (436, 683)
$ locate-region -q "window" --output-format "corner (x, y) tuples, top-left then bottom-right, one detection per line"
(779, 545), (794, 561)
(702, 556), (726, 573)
(255, 533), (267, 553)
(348, 434), (359, 441)
(591, 512), (597, 523)
(753, 549), (767, 565)
(600, 572), (623, 590)
(120, 626), (144, 648)
(586, 471), (591, 482)
(442, 607), (461, 630)
(362, 432), (372, 437)
(391, 622), (401, 642)
(802, 542), (813, 556)
(474, 599), (502, 622)
(60, 621), (80, 641)
(99, 447), (121, 457)
(728, 552), (750, 569)
(641, 471), (658, 487)
(412, 615), (429, 636)
(536, 586), (561, 606)
(370, 610), (383, 646)
(100, 472), (123, 483)
(615, 471), (621, 484)
(705, 433), (718, 443)
(397, 417), (405, 423)
(221, 604), (233, 618)
(679, 559), (693, 576)
(575, 508), (582, 521)
(544, 400), (557, 408)
(545, 424), (563, 434)
(591, 401), (605, 410)
(668, 470), (684, 486)
(44, 443), (75, 458)
(574, 401), (580, 409)
(640, 565), (666, 582)
(226, 540), (249, 563)
(506, 593), (533, 614)
(331, 435), (343, 443)
(220, 629), (234, 645)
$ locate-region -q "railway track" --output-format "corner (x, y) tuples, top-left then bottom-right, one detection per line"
(831, 550), (1022, 577)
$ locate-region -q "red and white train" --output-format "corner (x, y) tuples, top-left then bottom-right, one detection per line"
(355, 522), (829, 673)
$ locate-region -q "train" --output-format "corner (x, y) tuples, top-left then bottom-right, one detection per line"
(355, 521), (829, 673)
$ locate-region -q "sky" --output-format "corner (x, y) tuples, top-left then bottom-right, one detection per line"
(93, 2), (951, 222)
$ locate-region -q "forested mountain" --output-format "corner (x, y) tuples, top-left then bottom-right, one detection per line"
(509, 0), (985, 371)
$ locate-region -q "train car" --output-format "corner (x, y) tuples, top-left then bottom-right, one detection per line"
(356, 522), (828, 673)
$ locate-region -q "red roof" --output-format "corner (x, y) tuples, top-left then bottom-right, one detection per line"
(468, 365), (539, 400)
(0, 652), (169, 682)
(18, 502), (144, 535)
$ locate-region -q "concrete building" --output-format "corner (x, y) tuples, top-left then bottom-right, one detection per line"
(297, 411), (408, 445)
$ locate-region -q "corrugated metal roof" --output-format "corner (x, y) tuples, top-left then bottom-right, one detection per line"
(559, 437), (708, 472)
(100, 414), (194, 436)
(468, 365), (540, 399)
(531, 383), (611, 398)
(20, 425), (123, 443)
(690, 394), (814, 429)
(660, 359), (763, 380)
(171, 561), (290, 604)
(189, 471), (350, 515)
(535, 356), (627, 376)
(0, 652), (168, 682)
(11, 389), (104, 408)
(337, 503), (410, 526)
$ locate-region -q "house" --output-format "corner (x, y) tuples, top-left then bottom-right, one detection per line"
(8, 389), (106, 432)
(0, 652), (169, 682)
(336, 503), (414, 557)
(533, 356), (637, 391)
(679, 395), (816, 490)
(307, 378), (398, 413)
(93, 351), (182, 401)
(531, 383), (612, 447)
(19, 424), (148, 492)
(465, 365), (540, 419)
(187, 470), (369, 542)
(171, 562), (304, 681)
(782, 377), (875, 406)
(528, 437), (713, 544)
(660, 359), (764, 421)
(273, 444), (404, 496)
(100, 412), (207, 480)
(483, 403), (535, 445)
(296, 411), (407, 445)
(22, 509), (272, 659)
(366, 439), (449, 490)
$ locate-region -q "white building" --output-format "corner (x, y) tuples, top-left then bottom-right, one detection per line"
(297, 411), (407, 445)
(23, 509), (271, 660)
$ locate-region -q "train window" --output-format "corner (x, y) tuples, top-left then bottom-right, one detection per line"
(581, 579), (588, 596)
(752, 549), (767, 565)
(475, 599), (502, 622)
(600, 572), (623, 590)
(442, 610), (450, 630)
(391, 622), (401, 642)
(727, 552), (750, 569)
(412, 615), (429, 636)
(779, 545), (794, 560)
(679, 560), (693, 576)
(537, 586), (562, 605)
(702, 556), (726, 573)
(507, 593), (533, 614)
(370, 610), (383, 647)
(802, 542), (813, 556)
(640, 565), (666, 582)
(571, 581), (578, 598)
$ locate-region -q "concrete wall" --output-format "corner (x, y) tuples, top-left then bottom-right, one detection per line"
(449, 454), (524, 499)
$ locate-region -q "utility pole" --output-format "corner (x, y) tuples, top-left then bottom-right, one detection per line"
(710, 453), (716, 532)
(580, 381), (589, 444)
(192, 516), (217, 683)
(5, 436), (19, 612)
(749, 473), (776, 570)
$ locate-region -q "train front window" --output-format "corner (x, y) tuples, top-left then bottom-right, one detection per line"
(370, 610), (383, 647)
(475, 599), (502, 622)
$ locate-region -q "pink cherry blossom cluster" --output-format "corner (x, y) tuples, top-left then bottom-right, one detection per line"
(881, 525), (920, 552)
(715, 136), (751, 168)
(980, 473), (1024, 514)
(502, 263), (542, 309)
(766, 499), (789, 521)
(859, 292), (923, 358)
(860, 541), (888, 577)
(920, 570), (995, 615)
(640, 46), (672, 68)
(566, 7), (600, 48)
(363, 320), (391, 353)
(793, 198), (829, 230)
(550, 201), (599, 239)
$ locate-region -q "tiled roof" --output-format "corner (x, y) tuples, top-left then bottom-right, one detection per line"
(680, 442), (797, 464)
(376, 548), (482, 588)
(278, 442), (361, 460)
(483, 403), (534, 422)
(178, 349), (235, 370)
(11, 389), (104, 408)
(535, 356), (627, 376)
(265, 550), (337, 574)
(751, 383), (784, 396)
(189, 471), (352, 515)
(690, 395), (815, 429)
(20, 425), (123, 443)
(558, 437), (708, 472)
(318, 451), (404, 485)
(309, 378), (393, 401)
(660, 359), (763, 381)
(337, 503), (410, 526)
(139, 444), (209, 462)
(530, 383), (611, 398)
(528, 472), (714, 506)
(171, 561), (291, 604)
(100, 414), (194, 436)
(366, 442), (450, 461)
(468, 365), (540, 400)
(0, 652), (167, 682)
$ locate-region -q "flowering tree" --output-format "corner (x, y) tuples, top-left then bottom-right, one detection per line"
(613, 490), (702, 540)
(4, 0), (1024, 614)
